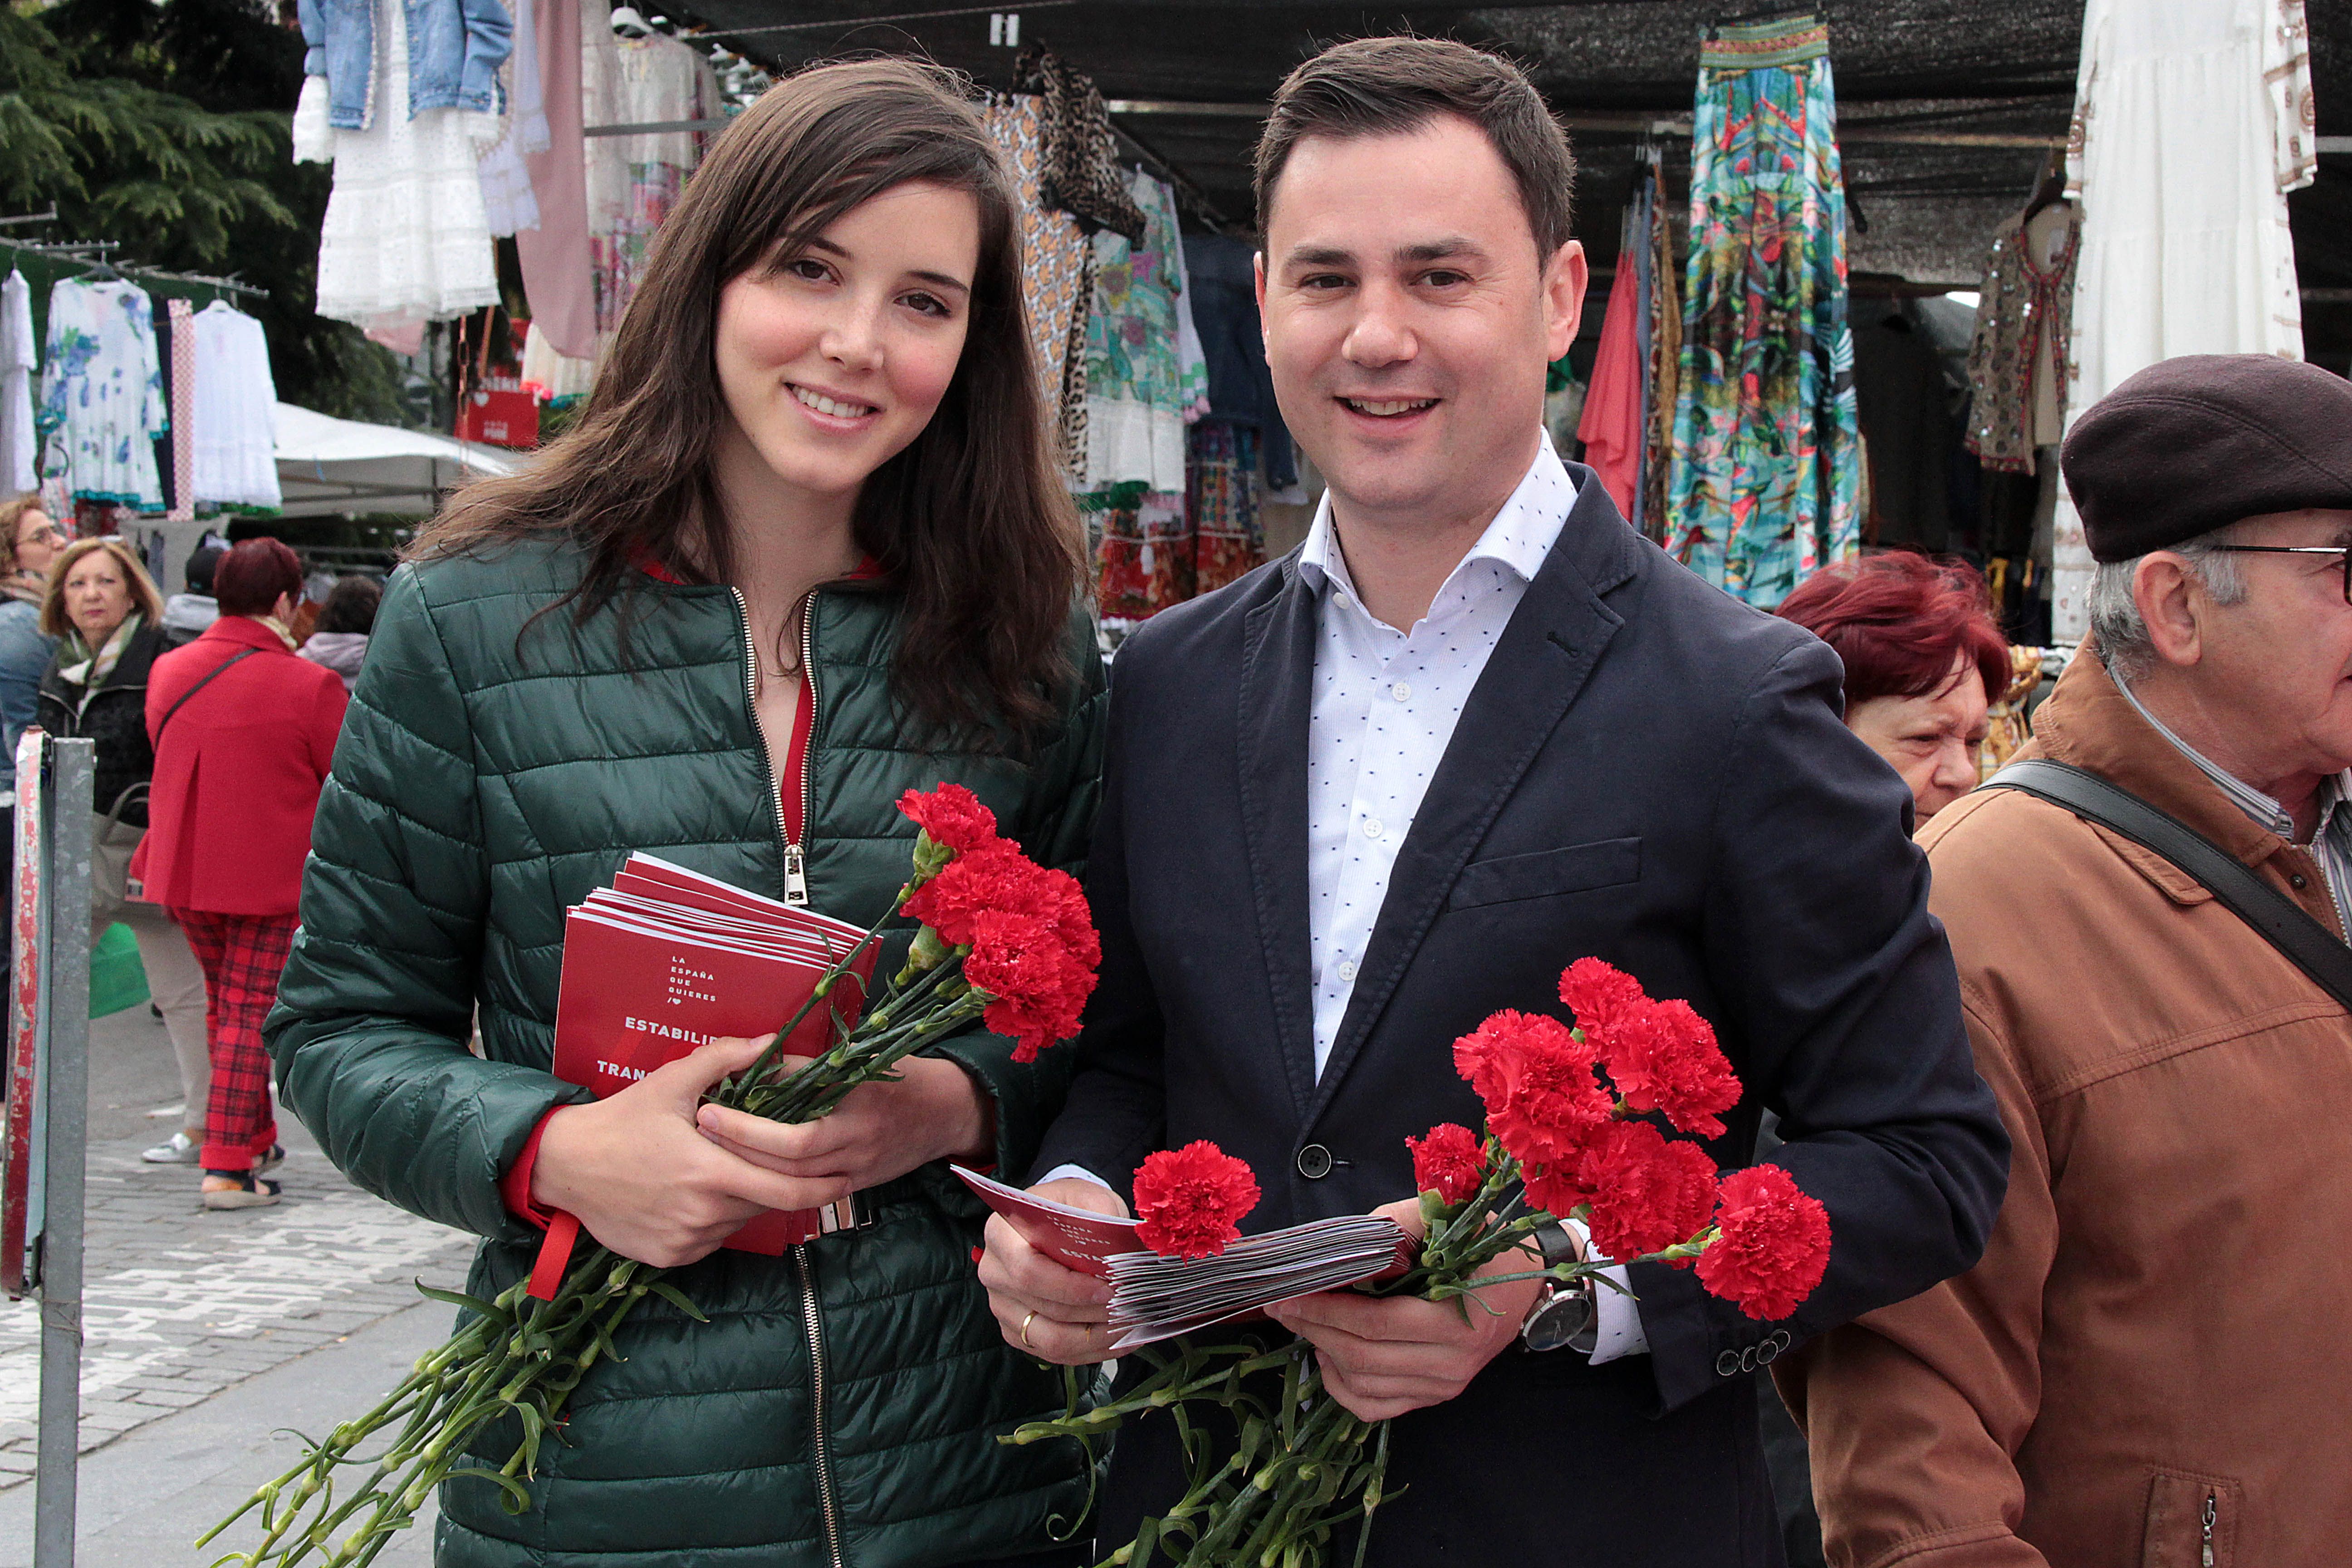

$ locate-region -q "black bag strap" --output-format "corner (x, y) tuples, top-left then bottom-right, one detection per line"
(1985, 757), (2352, 1013)
(154, 647), (260, 747)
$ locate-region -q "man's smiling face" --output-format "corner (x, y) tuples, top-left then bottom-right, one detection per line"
(1256, 113), (1584, 535)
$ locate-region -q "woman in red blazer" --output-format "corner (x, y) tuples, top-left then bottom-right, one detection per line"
(137, 539), (348, 1209)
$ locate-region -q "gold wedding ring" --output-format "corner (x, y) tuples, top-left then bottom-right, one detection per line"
(1020, 1310), (1038, 1349)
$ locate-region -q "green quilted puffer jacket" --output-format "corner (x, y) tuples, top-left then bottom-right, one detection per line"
(266, 539), (1105, 1568)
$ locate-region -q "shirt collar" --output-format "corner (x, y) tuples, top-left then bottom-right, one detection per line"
(2112, 665), (2352, 844)
(1296, 430), (1576, 609)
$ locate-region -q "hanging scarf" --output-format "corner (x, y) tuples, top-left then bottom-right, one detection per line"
(57, 611), (142, 691)
(0, 573), (44, 609)
(254, 613), (299, 652)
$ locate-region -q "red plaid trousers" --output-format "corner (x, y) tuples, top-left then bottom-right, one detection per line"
(172, 910), (297, 1172)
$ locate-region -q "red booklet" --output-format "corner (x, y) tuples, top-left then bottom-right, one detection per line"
(954, 1166), (1415, 1350)
(552, 855), (876, 1255)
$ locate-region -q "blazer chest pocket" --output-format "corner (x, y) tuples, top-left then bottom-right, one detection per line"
(1447, 838), (1641, 912)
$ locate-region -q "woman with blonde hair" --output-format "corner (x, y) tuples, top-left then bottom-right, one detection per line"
(270, 59), (1102, 1566)
(34, 535), (215, 1167)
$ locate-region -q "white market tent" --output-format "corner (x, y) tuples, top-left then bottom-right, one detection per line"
(274, 401), (520, 518)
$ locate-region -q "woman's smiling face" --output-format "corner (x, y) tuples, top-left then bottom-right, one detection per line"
(710, 180), (981, 512)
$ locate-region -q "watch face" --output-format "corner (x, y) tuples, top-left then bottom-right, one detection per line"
(1522, 1291), (1596, 1354)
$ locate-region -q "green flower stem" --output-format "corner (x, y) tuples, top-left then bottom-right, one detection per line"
(208, 942), (994, 1566)
(717, 883), (918, 1108)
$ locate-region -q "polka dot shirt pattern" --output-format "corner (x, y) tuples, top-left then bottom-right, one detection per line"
(1298, 436), (1579, 1078)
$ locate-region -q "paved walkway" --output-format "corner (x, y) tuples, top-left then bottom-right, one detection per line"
(0, 1003), (476, 1561)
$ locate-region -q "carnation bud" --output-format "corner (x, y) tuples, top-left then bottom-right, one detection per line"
(904, 924), (951, 975)
(909, 830), (956, 885)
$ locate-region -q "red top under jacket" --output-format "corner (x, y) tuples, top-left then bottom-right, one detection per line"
(133, 615), (349, 916)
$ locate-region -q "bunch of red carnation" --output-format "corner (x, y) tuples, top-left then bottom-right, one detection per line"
(1437, 959), (1828, 1319)
(894, 785), (1100, 1061)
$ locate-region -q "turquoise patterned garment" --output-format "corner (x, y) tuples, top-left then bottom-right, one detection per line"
(38, 278), (167, 511)
(1665, 15), (1861, 609)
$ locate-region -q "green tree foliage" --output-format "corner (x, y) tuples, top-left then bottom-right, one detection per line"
(0, 0), (411, 423)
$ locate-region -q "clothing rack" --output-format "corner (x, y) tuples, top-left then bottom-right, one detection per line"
(0, 238), (266, 303)
(1113, 125), (1238, 236)
(690, 0), (1078, 39)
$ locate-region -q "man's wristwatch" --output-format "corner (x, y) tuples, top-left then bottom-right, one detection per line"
(1519, 1220), (1598, 1354)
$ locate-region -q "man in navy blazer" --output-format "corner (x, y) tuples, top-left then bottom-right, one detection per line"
(979, 36), (2008, 1566)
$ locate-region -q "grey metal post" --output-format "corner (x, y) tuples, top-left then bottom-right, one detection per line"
(33, 738), (92, 1568)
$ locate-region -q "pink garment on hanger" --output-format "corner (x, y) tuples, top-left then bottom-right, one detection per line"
(515, 0), (597, 357)
(1575, 271), (1643, 518)
(166, 299), (196, 523)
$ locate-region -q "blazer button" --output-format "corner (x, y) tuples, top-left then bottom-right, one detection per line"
(1715, 1349), (1742, 1377)
(1757, 1338), (1781, 1366)
(1296, 1144), (1335, 1180)
(1739, 1345), (1759, 1373)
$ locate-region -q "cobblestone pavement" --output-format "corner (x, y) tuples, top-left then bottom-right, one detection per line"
(0, 1007), (476, 1491)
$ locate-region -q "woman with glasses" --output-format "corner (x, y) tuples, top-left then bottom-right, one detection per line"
(0, 496), (62, 786)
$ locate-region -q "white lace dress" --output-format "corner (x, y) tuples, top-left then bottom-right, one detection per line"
(295, 0), (503, 352)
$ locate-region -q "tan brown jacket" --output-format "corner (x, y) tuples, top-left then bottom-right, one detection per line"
(1778, 647), (2352, 1568)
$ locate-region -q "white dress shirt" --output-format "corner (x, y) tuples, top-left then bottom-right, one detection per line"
(1054, 432), (1647, 1361)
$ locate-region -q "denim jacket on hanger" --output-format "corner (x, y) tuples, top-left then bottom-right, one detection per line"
(298, 0), (512, 131)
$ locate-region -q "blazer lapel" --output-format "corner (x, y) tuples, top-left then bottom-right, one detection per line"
(1305, 477), (1641, 1121)
(1235, 561), (1323, 1119)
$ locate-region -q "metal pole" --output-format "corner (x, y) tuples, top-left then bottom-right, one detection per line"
(33, 739), (92, 1568)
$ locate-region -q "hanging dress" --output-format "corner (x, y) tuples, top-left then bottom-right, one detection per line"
(187, 302), (282, 511)
(38, 278), (167, 512)
(1664, 13), (1862, 610)
(294, 0), (503, 354)
(2047, 0), (2317, 642)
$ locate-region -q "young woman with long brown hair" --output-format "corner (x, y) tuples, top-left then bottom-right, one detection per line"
(269, 59), (1102, 1567)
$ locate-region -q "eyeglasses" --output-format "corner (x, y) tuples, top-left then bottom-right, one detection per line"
(2206, 545), (2352, 604)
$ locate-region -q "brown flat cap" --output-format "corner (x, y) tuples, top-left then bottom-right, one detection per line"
(2060, 355), (2352, 562)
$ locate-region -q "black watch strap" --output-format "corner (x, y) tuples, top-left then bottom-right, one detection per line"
(1528, 1219), (1580, 1271)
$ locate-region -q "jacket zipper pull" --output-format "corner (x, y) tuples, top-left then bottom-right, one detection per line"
(784, 842), (808, 906)
(2201, 1493), (2216, 1568)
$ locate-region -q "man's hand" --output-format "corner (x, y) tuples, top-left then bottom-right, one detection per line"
(695, 1048), (994, 1191)
(976, 1178), (1128, 1365)
(1264, 1198), (1545, 1421)
(532, 1036), (859, 1269)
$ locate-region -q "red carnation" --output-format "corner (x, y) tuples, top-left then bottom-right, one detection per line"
(1407, 1123), (1488, 1206)
(1454, 1010), (1615, 1170)
(1600, 998), (1742, 1139)
(1558, 958), (1646, 1045)
(1132, 1141), (1260, 1259)
(1696, 1164), (1831, 1321)
(896, 782), (1003, 857)
(903, 843), (1039, 947)
(1574, 1121), (1720, 1263)
(1024, 862), (1103, 972)
(964, 909), (1097, 1062)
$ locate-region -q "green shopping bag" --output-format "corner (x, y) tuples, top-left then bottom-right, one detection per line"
(90, 921), (150, 1019)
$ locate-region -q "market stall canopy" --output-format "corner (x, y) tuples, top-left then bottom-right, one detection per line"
(273, 402), (519, 518)
(671, 0), (2348, 336)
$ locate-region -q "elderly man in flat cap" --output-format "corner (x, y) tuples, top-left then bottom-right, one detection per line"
(1779, 353), (2352, 1568)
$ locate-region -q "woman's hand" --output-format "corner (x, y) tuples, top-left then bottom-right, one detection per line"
(975, 1177), (1127, 1365)
(693, 1045), (995, 1193)
(530, 1036), (860, 1269)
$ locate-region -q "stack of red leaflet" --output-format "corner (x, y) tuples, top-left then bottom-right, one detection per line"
(553, 854), (876, 1253)
(956, 1167), (1413, 1350)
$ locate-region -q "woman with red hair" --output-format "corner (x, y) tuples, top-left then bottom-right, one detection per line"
(137, 538), (348, 1208)
(1776, 553), (2010, 820)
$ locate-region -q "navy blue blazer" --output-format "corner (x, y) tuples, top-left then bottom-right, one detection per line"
(1034, 467), (2008, 1565)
